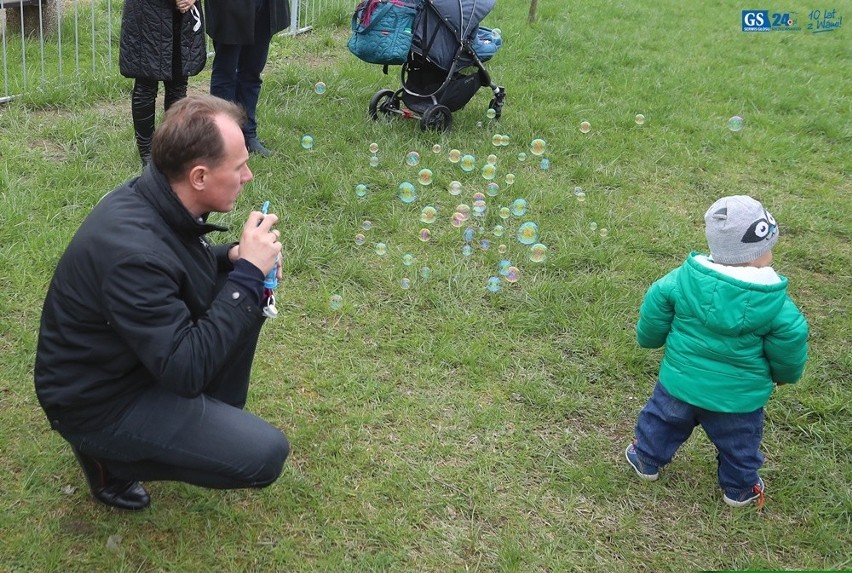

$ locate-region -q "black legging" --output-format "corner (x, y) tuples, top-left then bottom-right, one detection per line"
(131, 77), (188, 163)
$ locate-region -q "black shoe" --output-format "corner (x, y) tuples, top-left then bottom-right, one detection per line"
(72, 448), (151, 510)
(246, 137), (274, 157)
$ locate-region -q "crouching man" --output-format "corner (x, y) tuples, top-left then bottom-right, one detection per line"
(34, 94), (289, 510)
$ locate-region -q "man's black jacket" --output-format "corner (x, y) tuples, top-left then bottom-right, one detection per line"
(34, 167), (265, 432)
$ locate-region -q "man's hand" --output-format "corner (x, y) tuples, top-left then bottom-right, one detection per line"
(237, 211), (281, 277)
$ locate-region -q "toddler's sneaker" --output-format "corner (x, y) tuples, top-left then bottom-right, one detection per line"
(625, 442), (659, 481)
(723, 477), (765, 509)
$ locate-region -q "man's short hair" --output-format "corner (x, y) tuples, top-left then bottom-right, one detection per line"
(152, 94), (247, 181)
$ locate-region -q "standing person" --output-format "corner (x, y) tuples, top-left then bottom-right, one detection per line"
(205, 0), (291, 157)
(625, 195), (808, 509)
(120, 0), (207, 167)
(34, 95), (289, 510)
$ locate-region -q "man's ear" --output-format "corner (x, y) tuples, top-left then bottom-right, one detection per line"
(187, 164), (207, 191)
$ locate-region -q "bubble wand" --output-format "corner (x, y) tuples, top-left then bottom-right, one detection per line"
(260, 201), (279, 319)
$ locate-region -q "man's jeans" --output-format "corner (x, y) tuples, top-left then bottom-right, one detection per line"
(59, 274), (289, 490)
(209, 0), (273, 141)
(633, 382), (764, 493)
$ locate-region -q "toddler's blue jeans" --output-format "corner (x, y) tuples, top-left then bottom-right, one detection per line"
(633, 382), (764, 493)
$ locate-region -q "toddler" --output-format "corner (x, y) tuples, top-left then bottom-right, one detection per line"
(625, 195), (808, 508)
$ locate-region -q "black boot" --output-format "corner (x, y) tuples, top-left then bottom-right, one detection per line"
(72, 447), (151, 510)
(131, 78), (157, 170)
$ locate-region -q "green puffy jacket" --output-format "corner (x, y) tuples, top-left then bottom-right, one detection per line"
(637, 252), (808, 413)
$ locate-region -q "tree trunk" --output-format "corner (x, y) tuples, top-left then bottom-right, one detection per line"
(528, 0), (538, 23)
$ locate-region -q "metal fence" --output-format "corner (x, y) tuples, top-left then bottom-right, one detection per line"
(0, 0), (351, 103)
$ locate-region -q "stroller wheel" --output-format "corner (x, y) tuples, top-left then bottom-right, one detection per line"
(488, 97), (504, 120)
(420, 105), (452, 132)
(369, 89), (398, 120)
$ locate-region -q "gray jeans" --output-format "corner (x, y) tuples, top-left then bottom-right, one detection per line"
(60, 280), (289, 489)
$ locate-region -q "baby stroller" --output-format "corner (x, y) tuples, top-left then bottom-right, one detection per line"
(360, 0), (506, 132)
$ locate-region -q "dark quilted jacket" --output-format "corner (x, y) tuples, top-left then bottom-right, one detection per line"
(119, 0), (206, 80)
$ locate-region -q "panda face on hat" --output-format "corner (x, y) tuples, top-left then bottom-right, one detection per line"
(741, 209), (777, 244)
(704, 196), (779, 265)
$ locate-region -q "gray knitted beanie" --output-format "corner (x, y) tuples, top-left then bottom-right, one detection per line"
(704, 195), (779, 264)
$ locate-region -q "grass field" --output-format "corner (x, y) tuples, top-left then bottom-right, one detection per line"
(0, 0), (850, 571)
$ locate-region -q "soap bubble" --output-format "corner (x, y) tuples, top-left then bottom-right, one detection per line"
(498, 259), (512, 275)
(575, 191), (586, 202)
(314, 81), (327, 95)
(460, 155), (476, 172)
(398, 182), (417, 203)
(505, 266), (520, 283)
(462, 245), (473, 256)
(486, 154), (498, 165)
(505, 173), (515, 185)
(432, 143), (442, 154)
(486, 182), (500, 196)
(354, 233), (366, 245)
(476, 121), (483, 128)
(420, 267), (432, 279)
(362, 220), (373, 231)
(579, 121), (591, 134)
(472, 192), (486, 202)
(455, 204), (471, 219)
(420, 205), (437, 223)
(530, 139), (546, 156)
(300, 135), (314, 149)
(418, 228), (432, 242)
(448, 149), (462, 163)
(573, 186), (583, 196)
(589, 221), (598, 231)
(448, 180), (462, 196)
(499, 207), (511, 219)
(402, 253), (415, 266)
(472, 203), (486, 218)
(487, 276), (502, 293)
(529, 243), (548, 263)
(480, 239), (491, 250)
(517, 152), (527, 161)
(107, 535), (122, 552)
(500, 134), (510, 146)
(405, 151), (421, 166)
(492, 134), (502, 146)
(400, 277), (411, 290)
(375, 242), (387, 256)
(369, 142), (379, 154)
(451, 213), (465, 227)
(369, 155), (379, 167)
(599, 228), (609, 238)
(511, 198), (528, 217)
(635, 113), (645, 125)
(492, 224), (505, 237)
(727, 116), (744, 132)
(418, 168), (433, 186)
(517, 221), (539, 245)
(354, 183), (367, 197)
(486, 108), (497, 119)
(463, 227), (475, 242)
(498, 244), (507, 253)
(329, 294), (343, 310)
(481, 163), (497, 180)
(539, 158), (550, 170)
(492, 28), (502, 38)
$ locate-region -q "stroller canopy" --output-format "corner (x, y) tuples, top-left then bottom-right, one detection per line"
(412, 0), (497, 71)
